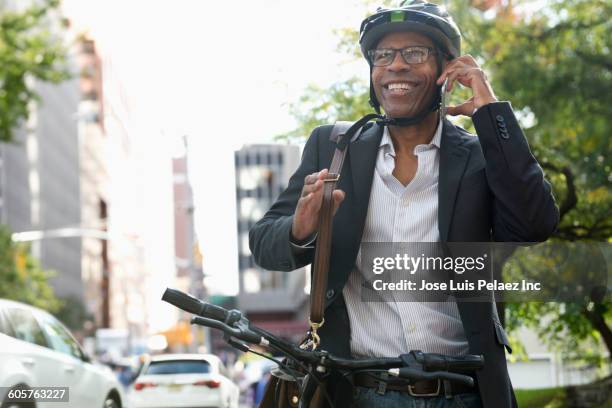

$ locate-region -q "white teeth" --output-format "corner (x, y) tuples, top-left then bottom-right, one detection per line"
(387, 83), (415, 90)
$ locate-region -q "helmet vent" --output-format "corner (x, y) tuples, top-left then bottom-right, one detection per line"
(390, 11), (405, 22)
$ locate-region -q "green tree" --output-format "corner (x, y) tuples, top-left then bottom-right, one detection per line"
(0, 0), (70, 142)
(0, 225), (61, 312)
(464, 0), (612, 363)
(281, 0), (612, 361)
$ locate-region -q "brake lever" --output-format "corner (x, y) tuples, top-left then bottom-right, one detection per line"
(436, 371), (475, 387)
(190, 316), (269, 347)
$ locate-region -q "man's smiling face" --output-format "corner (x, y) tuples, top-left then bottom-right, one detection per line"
(371, 31), (441, 118)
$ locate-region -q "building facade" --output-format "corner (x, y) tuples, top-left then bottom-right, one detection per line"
(235, 144), (309, 339)
(1, 58), (83, 301)
(76, 37), (111, 329)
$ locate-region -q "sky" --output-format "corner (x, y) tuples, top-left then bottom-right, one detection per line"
(62, 0), (371, 295)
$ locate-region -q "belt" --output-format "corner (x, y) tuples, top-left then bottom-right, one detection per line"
(353, 373), (478, 397)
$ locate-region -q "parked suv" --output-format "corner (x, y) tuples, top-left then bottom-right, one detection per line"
(0, 299), (124, 408)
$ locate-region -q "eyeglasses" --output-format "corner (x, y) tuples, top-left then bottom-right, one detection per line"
(367, 46), (436, 66)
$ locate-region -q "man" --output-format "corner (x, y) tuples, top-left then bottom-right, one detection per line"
(250, 1), (559, 407)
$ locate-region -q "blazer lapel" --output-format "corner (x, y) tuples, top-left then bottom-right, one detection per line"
(347, 122), (383, 239)
(439, 119), (471, 241)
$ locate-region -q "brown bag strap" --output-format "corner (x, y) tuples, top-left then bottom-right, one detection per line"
(308, 121), (359, 347)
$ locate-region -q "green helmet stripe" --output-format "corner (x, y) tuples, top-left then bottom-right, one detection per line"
(390, 11), (405, 22)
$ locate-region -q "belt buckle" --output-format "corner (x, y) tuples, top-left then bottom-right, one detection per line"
(407, 379), (441, 397)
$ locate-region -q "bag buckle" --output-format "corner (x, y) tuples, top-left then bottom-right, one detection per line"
(323, 173), (340, 182)
(308, 318), (324, 350)
(407, 379), (441, 397)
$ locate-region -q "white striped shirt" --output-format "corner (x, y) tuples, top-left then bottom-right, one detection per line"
(343, 124), (469, 358)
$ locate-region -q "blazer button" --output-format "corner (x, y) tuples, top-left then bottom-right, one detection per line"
(326, 289), (335, 299)
(496, 115), (504, 123)
(500, 130), (510, 139)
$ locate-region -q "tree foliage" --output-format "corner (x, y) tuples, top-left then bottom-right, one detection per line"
(0, 225), (61, 312)
(0, 0), (70, 142)
(465, 0), (612, 363)
(280, 78), (372, 140)
(281, 0), (612, 361)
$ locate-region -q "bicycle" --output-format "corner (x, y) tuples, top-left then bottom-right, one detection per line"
(162, 288), (485, 408)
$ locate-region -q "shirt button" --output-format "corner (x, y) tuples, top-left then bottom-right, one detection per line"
(326, 289), (335, 299)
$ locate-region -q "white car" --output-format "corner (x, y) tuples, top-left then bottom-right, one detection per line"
(129, 354), (239, 408)
(0, 299), (125, 408)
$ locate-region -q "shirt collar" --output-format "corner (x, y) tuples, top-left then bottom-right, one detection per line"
(379, 122), (442, 155)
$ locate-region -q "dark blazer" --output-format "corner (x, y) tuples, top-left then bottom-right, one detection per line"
(249, 102), (559, 408)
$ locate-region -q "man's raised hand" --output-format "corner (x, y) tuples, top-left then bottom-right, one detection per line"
(436, 55), (498, 117)
(291, 169), (345, 242)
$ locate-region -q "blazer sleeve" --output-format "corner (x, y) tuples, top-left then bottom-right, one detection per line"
(472, 102), (560, 242)
(248, 126), (325, 271)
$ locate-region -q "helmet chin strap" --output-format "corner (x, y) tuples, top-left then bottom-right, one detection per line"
(376, 87), (442, 127)
(343, 85), (444, 148)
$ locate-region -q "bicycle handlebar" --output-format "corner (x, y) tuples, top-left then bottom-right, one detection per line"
(162, 288), (484, 388)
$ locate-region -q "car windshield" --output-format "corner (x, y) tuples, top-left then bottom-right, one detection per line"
(145, 360), (211, 375)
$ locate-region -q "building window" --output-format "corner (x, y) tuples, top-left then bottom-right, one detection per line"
(243, 268), (261, 293)
(239, 197), (269, 222)
(240, 233), (251, 256)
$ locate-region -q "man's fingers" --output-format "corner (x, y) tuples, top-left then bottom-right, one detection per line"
(304, 169), (328, 185)
(439, 67), (463, 92)
(446, 68), (473, 93)
(437, 59), (460, 85)
(301, 179), (324, 197)
(437, 55), (480, 84)
(297, 190), (323, 214)
(437, 67), (452, 86)
(332, 189), (345, 214)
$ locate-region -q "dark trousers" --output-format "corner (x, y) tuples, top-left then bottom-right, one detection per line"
(352, 387), (483, 408)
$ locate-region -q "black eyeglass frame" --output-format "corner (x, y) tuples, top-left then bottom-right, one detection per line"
(367, 46), (438, 67)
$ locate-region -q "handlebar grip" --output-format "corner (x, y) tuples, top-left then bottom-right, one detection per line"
(162, 288), (228, 321)
(200, 303), (229, 322)
(162, 288), (204, 315)
(420, 353), (484, 371)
